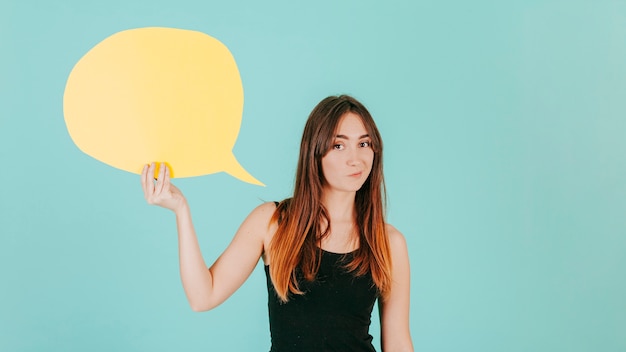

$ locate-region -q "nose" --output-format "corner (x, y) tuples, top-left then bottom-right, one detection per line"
(346, 147), (361, 166)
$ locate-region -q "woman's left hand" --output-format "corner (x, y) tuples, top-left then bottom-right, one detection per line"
(141, 162), (187, 214)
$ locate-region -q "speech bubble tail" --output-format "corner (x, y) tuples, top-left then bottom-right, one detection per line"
(223, 154), (265, 186)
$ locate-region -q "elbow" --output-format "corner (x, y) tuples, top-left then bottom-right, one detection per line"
(189, 301), (215, 313)
(184, 286), (218, 312)
(187, 297), (216, 312)
(190, 303), (209, 312)
(184, 280), (222, 312)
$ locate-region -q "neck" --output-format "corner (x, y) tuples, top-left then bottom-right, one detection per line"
(321, 189), (356, 222)
(320, 189), (359, 252)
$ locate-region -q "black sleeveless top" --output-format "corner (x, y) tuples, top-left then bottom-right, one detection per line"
(265, 250), (379, 352)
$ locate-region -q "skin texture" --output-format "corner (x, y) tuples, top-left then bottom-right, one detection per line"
(141, 112), (413, 351)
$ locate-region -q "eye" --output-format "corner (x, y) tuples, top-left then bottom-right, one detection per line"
(333, 143), (345, 150)
(359, 141), (371, 148)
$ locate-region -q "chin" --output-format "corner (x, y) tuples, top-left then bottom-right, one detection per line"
(343, 183), (368, 193)
(324, 178), (368, 194)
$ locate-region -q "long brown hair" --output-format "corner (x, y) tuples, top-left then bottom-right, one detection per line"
(269, 95), (392, 302)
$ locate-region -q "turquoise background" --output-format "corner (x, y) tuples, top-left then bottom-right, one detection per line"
(2, 0), (625, 351)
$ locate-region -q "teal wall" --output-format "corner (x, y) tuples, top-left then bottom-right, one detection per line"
(2, 1), (625, 351)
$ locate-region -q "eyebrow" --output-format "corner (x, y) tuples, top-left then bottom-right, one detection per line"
(335, 134), (370, 140)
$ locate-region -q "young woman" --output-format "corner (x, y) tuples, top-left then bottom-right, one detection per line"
(141, 95), (413, 351)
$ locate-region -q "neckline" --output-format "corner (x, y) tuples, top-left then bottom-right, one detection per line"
(320, 248), (358, 255)
(264, 248), (358, 267)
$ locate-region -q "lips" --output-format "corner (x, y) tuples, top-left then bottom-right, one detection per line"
(348, 171), (362, 177)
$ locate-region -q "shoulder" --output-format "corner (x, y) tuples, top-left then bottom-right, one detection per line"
(241, 202), (279, 259)
(385, 224), (409, 265)
(385, 224), (408, 250)
(243, 201), (278, 227)
(250, 201), (278, 215)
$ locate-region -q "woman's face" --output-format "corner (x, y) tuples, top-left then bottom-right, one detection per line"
(321, 112), (374, 194)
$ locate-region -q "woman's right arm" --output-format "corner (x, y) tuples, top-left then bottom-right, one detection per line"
(141, 163), (271, 312)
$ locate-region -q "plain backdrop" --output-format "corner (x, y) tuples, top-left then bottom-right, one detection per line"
(1, 0), (625, 351)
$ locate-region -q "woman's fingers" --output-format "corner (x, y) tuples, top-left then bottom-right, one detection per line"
(140, 162), (184, 211)
(164, 163), (171, 188)
(144, 162), (158, 203)
(141, 162), (179, 208)
(141, 164), (150, 196)
(155, 162), (167, 195)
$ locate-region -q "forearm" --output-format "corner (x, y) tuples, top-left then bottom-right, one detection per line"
(175, 202), (214, 311)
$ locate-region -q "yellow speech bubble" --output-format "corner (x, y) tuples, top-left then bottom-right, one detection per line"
(63, 27), (263, 185)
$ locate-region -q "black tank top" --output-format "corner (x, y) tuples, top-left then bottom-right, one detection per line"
(265, 250), (379, 352)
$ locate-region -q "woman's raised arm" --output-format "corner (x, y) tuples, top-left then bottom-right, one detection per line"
(141, 163), (272, 311)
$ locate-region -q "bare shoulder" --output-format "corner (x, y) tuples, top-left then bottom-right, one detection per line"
(241, 201), (277, 225)
(240, 202), (278, 259)
(235, 201), (277, 241)
(385, 223), (408, 254)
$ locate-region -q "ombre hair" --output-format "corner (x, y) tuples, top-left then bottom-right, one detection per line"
(269, 95), (392, 302)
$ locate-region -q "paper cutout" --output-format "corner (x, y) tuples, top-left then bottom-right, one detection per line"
(63, 27), (263, 185)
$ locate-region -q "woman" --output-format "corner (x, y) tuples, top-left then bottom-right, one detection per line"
(141, 95), (413, 351)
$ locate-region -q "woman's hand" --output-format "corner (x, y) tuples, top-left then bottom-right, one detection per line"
(141, 162), (187, 214)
